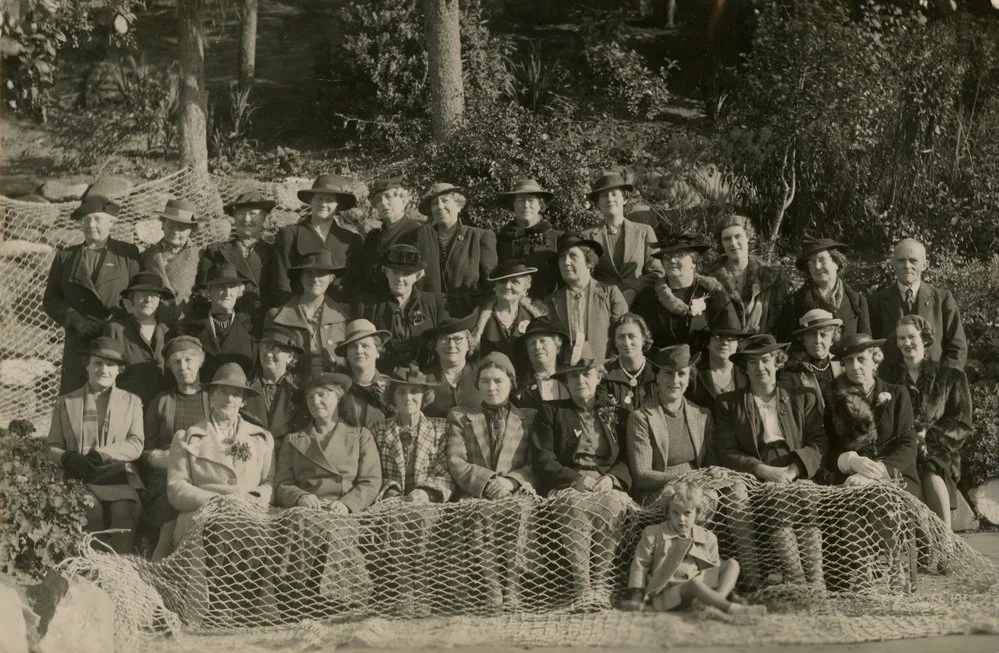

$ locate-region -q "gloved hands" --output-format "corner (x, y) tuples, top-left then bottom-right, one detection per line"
(85, 450), (104, 466)
(66, 312), (105, 339)
(62, 451), (96, 481)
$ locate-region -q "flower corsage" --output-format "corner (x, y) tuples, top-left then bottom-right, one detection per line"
(595, 393), (621, 432)
(410, 310), (425, 327)
(875, 392), (892, 407)
(689, 297), (707, 317)
(222, 437), (252, 462)
(516, 319), (530, 335)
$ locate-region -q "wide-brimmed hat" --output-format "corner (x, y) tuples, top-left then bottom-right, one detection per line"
(418, 182), (464, 216)
(83, 336), (127, 365)
(424, 313), (478, 341)
(297, 174), (358, 210)
(289, 250), (345, 276)
(156, 198), (200, 225)
(832, 333), (887, 361)
(120, 271), (176, 300)
(334, 319), (392, 357)
(556, 232), (604, 258)
(256, 325), (304, 354)
(706, 312), (754, 338)
(370, 176), (407, 197)
(205, 362), (258, 396)
(200, 262), (244, 287)
(792, 308), (844, 337)
(297, 372), (354, 400)
(795, 237), (848, 270)
(498, 178), (554, 210)
(224, 190), (276, 216)
(651, 232), (711, 258)
(729, 334), (790, 364)
(487, 259), (537, 283)
(587, 171), (633, 202)
(647, 344), (701, 371)
(381, 244), (425, 274)
(387, 362), (438, 389)
(517, 317), (570, 344)
(71, 195), (120, 220)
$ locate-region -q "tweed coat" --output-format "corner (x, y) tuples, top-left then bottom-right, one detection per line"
(141, 241), (201, 326)
(704, 255), (789, 337)
(355, 289), (447, 372)
(545, 279), (629, 359)
(47, 386), (145, 504)
(635, 274), (738, 349)
(868, 282), (968, 370)
(446, 405), (537, 499)
(713, 386), (828, 479)
(43, 238), (142, 393)
(776, 280), (870, 344)
(244, 374), (308, 453)
(264, 297), (350, 374)
(102, 317), (172, 406)
(171, 313), (257, 381)
(273, 422), (381, 512)
(273, 217), (363, 304)
(371, 414), (453, 502)
(351, 218), (422, 295)
(415, 222), (498, 317)
(582, 219), (664, 303)
(496, 219), (562, 298)
(194, 237), (279, 326)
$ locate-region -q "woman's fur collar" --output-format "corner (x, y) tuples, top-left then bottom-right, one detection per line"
(655, 273), (725, 315)
(470, 296), (547, 349)
(707, 255), (784, 303)
(827, 374), (880, 456)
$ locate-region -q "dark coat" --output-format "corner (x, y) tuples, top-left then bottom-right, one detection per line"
(102, 317), (172, 406)
(338, 372), (394, 431)
(704, 255), (789, 337)
(170, 313), (257, 381)
(415, 222), (498, 317)
(351, 218), (422, 295)
(194, 238), (280, 326)
(468, 297), (547, 366)
(685, 364), (749, 413)
(634, 273), (738, 349)
(776, 280), (870, 343)
(355, 289), (447, 372)
(273, 218), (363, 305)
(583, 219), (664, 304)
(495, 219), (562, 298)
(264, 298), (350, 374)
(868, 282), (968, 370)
(244, 374), (309, 454)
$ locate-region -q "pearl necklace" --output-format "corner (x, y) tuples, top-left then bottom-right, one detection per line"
(619, 359), (646, 388)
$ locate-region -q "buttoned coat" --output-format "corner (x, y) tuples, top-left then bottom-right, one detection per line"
(171, 313), (257, 381)
(628, 522), (719, 599)
(371, 414), (453, 501)
(714, 386), (828, 479)
(704, 255), (789, 337)
(43, 238), (142, 393)
(868, 282), (968, 370)
(446, 405), (537, 499)
(496, 219), (562, 298)
(273, 423), (381, 513)
(167, 417), (274, 542)
(775, 280), (870, 344)
(415, 222), (498, 317)
(273, 218), (363, 304)
(627, 400), (714, 504)
(244, 374), (308, 453)
(195, 238), (279, 325)
(141, 241), (201, 326)
(264, 298), (350, 373)
(422, 364), (483, 420)
(545, 280), (629, 358)
(355, 289), (447, 371)
(351, 218), (423, 295)
(102, 317), (172, 406)
(583, 219), (664, 303)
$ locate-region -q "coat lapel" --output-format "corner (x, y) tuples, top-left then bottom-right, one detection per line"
(290, 427), (339, 475)
(294, 224), (325, 257)
(270, 304), (310, 330)
(443, 224), (469, 280)
(94, 244), (126, 291)
(775, 388), (801, 450)
(881, 287), (903, 323)
(65, 388), (86, 451)
(66, 246), (99, 295)
(649, 407), (672, 463)
(622, 220), (641, 267)
(871, 378), (894, 436)
(467, 412), (493, 466)
(492, 408), (524, 471)
(218, 241), (259, 286)
(682, 400), (706, 458)
(740, 391), (763, 457)
(179, 422), (238, 475)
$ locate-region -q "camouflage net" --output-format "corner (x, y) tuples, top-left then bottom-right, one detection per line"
(62, 468), (999, 650)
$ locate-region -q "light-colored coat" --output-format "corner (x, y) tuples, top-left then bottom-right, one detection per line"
(446, 405), (537, 499)
(626, 400), (714, 503)
(371, 415), (453, 502)
(545, 279), (628, 358)
(582, 219), (664, 280)
(628, 522), (719, 598)
(264, 297), (350, 371)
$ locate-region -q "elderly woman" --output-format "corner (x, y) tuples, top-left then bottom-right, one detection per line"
(685, 312), (751, 411)
(142, 198), (201, 326)
(353, 177), (422, 295)
(415, 182), (498, 317)
(422, 314), (484, 419)
(603, 313), (658, 413)
(777, 238), (870, 343)
(496, 178), (562, 298)
(703, 214), (788, 336)
(47, 336), (144, 554)
(244, 326), (308, 455)
(447, 352), (538, 613)
(546, 232), (629, 362)
(336, 319), (395, 429)
(513, 317), (571, 409)
(531, 348), (635, 611)
(469, 260), (547, 363)
(780, 309), (844, 412)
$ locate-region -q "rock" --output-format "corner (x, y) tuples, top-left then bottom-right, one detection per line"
(968, 479), (999, 525)
(133, 218), (162, 246)
(11, 193), (49, 204)
(0, 241), (54, 257)
(1, 176), (37, 199)
(0, 359), (57, 387)
(38, 181), (89, 203)
(953, 491), (979, 532)
(85, 176), (133, 199)
(28, 571), (116, 653)
(0, 579), (29, 653)
(43, 228), (83, 249)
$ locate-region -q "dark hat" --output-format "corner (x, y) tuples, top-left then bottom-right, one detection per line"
(334, 319), (392, 357)
(200, 262), (244, 287)
(553, 356), (612, 379)
(647, 344), (701, 371)
(381, 244), (425, 274)
(156, 198), (200, 225)
(729, 334), (790, 364)
(387, 362), (438, 389)
(425, 313), (478, 341)
(164, 335), (203, 358)
(651, 232), (711, 258)
(120, 271), (176, 300)
(832, 333), (887, 361)
(256, 325), (304, 354)
(418, 182), (464, 216)
(487, 259), (538, 283)
(587, 171), (633, 202)
(475, 351), (517, 382)
(792, 308), (844, 337)
(706, 312), (754, 338)
(517, 317), (569, 344)
(205, 362), (259, 396)
(795, 237), (848, 270)
(289, 250), (346, 276)
(83, 336), (127, 365)
(71, 195), (120, 220)
(297, 371), (353, 398)
(297, 174), (359, 210)
(224, 190), (276, 216)
(498, 178), (554, 210)
(556, 232), (604, 258)
(370, 176), (408, 197)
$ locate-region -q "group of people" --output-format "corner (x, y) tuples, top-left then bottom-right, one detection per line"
(42, 170), (973, 615)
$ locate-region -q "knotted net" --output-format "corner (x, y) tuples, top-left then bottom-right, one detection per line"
(62, 468), (999, 651)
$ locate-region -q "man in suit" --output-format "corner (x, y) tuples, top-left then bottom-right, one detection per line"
(44, 195), (142, 394)
(352, 177), (423, 295)
(141, 198), (202, 326)
(869, 238), (967, 370)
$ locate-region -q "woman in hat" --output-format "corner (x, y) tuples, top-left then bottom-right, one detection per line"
(422, 314), (484, 419)
(244, 326), (309, 456)
(274, 174), (364, 305)
(496, 178), (561, 298)
(264, 250), (351, 376)
(355, 244), (447, 371)
(47, 336), (145, 554)
(353, 177), (423, 295)
(880, 315), (972, 528)
(531, 348), (635, 611)
(635, 232), (737, 348)
(446, 352), (539, 612)
(513, 317), (571, 409)
(196, 190), (279, 330)
(414, 182), (498, 316)
(602, 313), (659, 415)
(685, 312), (751, 411)
(776, 237), (870, 343)
(468, 259), (548, 363)
(44, 195), (142, 394)
(142, 198), (202, 326)
(780, 308), (845, 412)
(142, 335), (210, 561)
(102, 271), (174, 406)
(336, 319), (395, 429)
(703, 214), (788, 336)
(546, 232), (629, 362)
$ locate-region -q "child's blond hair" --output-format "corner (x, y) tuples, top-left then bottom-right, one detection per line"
(662, 480), (714, 523)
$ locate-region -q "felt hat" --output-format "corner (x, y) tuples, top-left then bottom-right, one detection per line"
(71, 195), (120, 220)
(647, 344), (701, 371)
(517, 317), (569, 344)
(370, 176), (407, 197)
(334, 319), (392, 357)
(651, 232), (711, 258)
(487, 259), (538, 283)
(120, 271), (176, 300)
(418, 182), (464, 216)
(297, 371), (354, 397)
(475, 351), (517, 382)
(380, 244), (425, 274)
(297, 174), (358, 210)
(556, 232), (604, 258)
(256, 326), (304, 354)
(224, 190), (275, 216)
(587, 171), (633, 202)
(498, 178), (554, 210)
(156, 198), (200, 225)
(424, 313), (478, 341)
(553, 342), (611, 378)
(83, 336), (127, 365)
(204, 362), (258, 396)
(289, 250), (345, 276)
(200, 262), (244, 287)
(706, 312), (754, 338)
(832, 333), (887, 361)
(795, 237), (848, 270)
(388, 362), (439, 389)
(164, 335), (203, 358)
(792, 308), (844, 337)
(729, 334), (790, 365)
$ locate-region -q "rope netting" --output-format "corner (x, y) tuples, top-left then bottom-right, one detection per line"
(62, 468), (999, 650)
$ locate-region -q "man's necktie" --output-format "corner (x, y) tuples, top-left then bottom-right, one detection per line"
(904, 288), (914, 314)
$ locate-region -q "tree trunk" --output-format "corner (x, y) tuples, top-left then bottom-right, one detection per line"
(177, 0), (209, 172)
(238, 0), (258, 93)
(423, 0), (464, 142)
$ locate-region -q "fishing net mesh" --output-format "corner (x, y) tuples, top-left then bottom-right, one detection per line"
(62, 468), (999, 650)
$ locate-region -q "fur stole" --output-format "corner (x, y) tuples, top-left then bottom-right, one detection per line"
(654, 273), (725, 315)
(706, 255), (784, 306)
(882, 359), (973, 449)
(827, 375), (881, 457)
(469, 296), (547, 350)
(142, 242), (199, 302)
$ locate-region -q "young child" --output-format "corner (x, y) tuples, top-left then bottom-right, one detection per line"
(622, 480), (767, 616)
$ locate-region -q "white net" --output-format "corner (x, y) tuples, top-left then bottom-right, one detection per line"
(61, 468), (999, 650)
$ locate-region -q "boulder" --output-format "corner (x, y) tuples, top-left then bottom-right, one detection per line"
(953, 491), (979, 533)
(85, 176), (133, 199)
(968, 479), (999, 526)
(2, 227), (43, 244)
(28, 571), (116, 653)
(0, 579), (29, 653)
(0, 176), (37, 199)
(38, 181), (89, 204)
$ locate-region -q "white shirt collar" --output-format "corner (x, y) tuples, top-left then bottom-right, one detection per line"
(897, 279), (921, 298)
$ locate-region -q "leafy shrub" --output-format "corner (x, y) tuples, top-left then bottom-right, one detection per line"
(0, 423), (90, 581)
(582, 35), (675, 120)
(505, 42), (575, 116)
(962, 381), (999, 490)
(926, 255), (999, 368)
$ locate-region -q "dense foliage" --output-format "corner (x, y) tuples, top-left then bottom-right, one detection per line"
(962, 382), (999, 491)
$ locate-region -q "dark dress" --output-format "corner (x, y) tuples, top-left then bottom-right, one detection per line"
(273, 217), (363, 304)
(495, 219), (562, 299)
(338, 372), (394, 431)
(776, 280), (870, 344)
(469, 299), (546, 368)
(102, 317), (172, 407)
(685, 364), (749, 412)
(634, 274), (737, 349)
(354, 289), (447, 372)
(170, 313), (257, 382)
(350, 218), (422, 295)
(415, 222), (498, 317)
(244, 374), (309, 455)
(195, 238), (280, 328)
